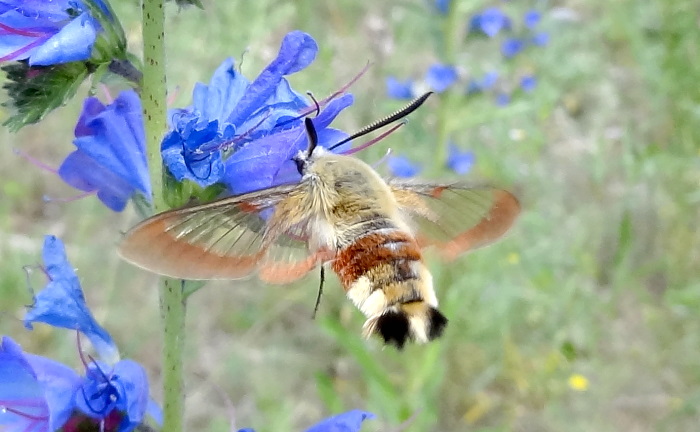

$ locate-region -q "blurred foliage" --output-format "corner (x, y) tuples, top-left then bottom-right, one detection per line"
(1, 0), (699, 431)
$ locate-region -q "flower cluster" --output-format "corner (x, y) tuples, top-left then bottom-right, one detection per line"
(2, 13), (381, 428)
(0, 236), (158, 432)
(386, 4), (548, 102)
(162, 30), (353, 195)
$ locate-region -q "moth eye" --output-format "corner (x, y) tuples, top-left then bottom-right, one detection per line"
(294, 156), (306, 175)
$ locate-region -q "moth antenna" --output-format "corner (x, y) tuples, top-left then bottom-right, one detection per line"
(328, 91), (433, 151)
(305, 117), (319, 157)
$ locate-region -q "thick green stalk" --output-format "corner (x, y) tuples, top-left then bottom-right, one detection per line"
(141, 2), (186, 432)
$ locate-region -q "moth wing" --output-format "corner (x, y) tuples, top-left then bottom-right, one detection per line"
(389, 180), (520, 259)
(118, 183), (322, 282)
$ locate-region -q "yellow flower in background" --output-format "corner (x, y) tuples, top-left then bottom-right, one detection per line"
(507, 252), (520, 265)
(568, 373), (589, 391)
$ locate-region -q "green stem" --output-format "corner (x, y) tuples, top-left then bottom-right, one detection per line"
(141, 2), (187, 432)
(142, 0), (166, 210)
(433, 0), (462, 171)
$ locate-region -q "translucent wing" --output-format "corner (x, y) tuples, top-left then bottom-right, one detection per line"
(118, 183), (324, 282)
(389, 180), (520, 259)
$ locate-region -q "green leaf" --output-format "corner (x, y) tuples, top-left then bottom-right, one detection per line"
(2, 62), (90, 132)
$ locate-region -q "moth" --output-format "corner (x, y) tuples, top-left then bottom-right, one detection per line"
(118, 93), (520, 348)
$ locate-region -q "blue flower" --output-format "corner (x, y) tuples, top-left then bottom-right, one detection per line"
(447, 144), (475, 175)
(501, 38), (525, 58)
(424, 63), (458, 93)
(161, 31), (349, 190)
(520, 75), (537, 92)
(224, 93), (353, 194)
(434, 0), (451, 15)
(0, 1), (104, 66)
(25, 235), (118, 363)
(524, 10), (541, 29)
(0, 336), (80, 432)
(0, 336), (155, 432)
(387, 155), (421, 178)
(386, 76), (414, 99)
(467, 71), (499, 94)
(59, 90), (151, 212)
(532, 32), (549, 46)
(238, 410), (375, 432)
(495, 92), (510, 106)
(0, 235), (159, 432)
(469, 8), (511, 38)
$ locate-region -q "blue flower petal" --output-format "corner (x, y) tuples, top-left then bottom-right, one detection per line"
(223, 127), (304, 194)
(387, 155), (421, 178)
(447, 144), (475, 175)
(226, 31), (317, 126)
(112, 360), (149, 431)
(0, 336), (51, 432)
(59, 149), (134, 211)
(305, 410), (375, 432)
(386, 76), (414, 99)
(24, 236), (119, 363)
(25, 352), (82, 431)
(192, 57), (249, 125)
(425, 64), (458, 93)
(0, 336), (80, 432)
(28, 12), (97, 66)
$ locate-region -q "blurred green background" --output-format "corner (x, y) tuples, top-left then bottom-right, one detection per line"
(1, 0), (699, 431)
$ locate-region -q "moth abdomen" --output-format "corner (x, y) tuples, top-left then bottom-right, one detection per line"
(331, 227), (447, 347)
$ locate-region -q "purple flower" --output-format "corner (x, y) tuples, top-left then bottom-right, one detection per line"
(0, 235), (159, 432)
(0, 1), (107, 66)
(58, 90), (151, 212)
(161, 31), (352, 191)
(238, 410), (375, 432)
(447, 144), (475, 175)
(520, 75), (537, 92)
(501, 38), (525, 58)
(469, 8), (511, 38)
(424, 63), (458, 93)
(386, 76), (414, 99)
(524, 10), (541, 29)
(387, 155), (421, 178)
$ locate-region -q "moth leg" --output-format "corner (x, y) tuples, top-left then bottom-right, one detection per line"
(312, 265), (325, 320)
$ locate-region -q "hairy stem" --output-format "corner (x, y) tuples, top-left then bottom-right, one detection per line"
(141, 2), (187, 432)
